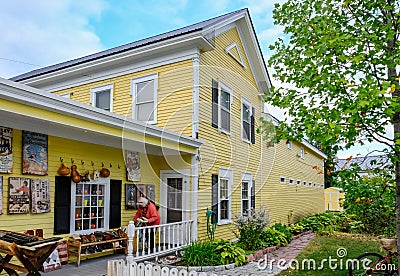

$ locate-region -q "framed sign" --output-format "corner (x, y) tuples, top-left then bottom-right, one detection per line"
(125, 184), (156, 209)
(0, 176), (3, 215)
(22, 131), (48, 175)
(0, 127), (13, 173)
(31, 178), (51, 213)
(9, 177), (30, 214)
(126, 151), (140, 182)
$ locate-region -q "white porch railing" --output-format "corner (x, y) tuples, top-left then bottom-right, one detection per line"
(126, 220), (193, 262)
(107, 261), (207, 276)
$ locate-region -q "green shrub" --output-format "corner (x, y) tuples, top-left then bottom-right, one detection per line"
(181, 240), (220, 266)
(213, 239), (247, 267)
(288, 224), (304, 235)
(261, 227), (288, 247)
(233, 208), (270, 250)
(271, 223), (293, 243)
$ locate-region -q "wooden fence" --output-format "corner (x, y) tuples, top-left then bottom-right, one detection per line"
(107, 260), (208, 276)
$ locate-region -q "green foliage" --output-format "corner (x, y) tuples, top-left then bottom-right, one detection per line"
(261, 227), (288, 247)
(213, 239), (247, 267)
(288, 224), (304, 235)
(233, 208), (270, 250)
(341, 176), (395, 236)
(271, 223), (293, 243)
(181, 240), (221, 266)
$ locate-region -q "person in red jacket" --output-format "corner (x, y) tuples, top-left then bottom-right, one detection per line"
(133, 197), (160, 252)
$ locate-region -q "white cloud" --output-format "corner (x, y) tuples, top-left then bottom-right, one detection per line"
(0, 0), (106, 78)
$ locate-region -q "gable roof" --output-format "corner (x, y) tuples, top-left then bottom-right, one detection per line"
(10, 8), (270, 88)
(335, 155), (392, 172)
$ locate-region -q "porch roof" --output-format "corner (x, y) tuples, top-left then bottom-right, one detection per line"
(0, 77), (203, 155)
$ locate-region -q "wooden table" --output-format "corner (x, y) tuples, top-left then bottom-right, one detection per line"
(0, 231), (61, 276)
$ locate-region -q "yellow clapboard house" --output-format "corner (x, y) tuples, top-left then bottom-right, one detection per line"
(3, 8), (326, 244)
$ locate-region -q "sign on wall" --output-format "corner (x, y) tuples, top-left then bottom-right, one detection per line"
(22, 131), (48, 175)
(9, 177), (30, 214)
(31, 178), (51, 213)
(125, 184), (156, 209)
(0, 127), (13, 173)
(126, 151), (140, 182)
(0, 176), (3, 215)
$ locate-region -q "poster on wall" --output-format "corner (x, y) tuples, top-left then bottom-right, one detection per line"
(0, 127), (13, 173)
(126, 151), (140, 182)
(125, 184), (137, 209)
(31, 178), (51, 213)
(22, 131), (48, 175)
(8, 177), (30, 214)
(0, 176), (3, 215)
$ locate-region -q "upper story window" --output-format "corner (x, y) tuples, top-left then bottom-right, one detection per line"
(287, 141), (292, 150)
(131, 74), (158, 124)
(300, 147), (305, 159)
(242, 98), (255, 143)
(212, 80), (232, 134)
(90, 84), (113, 112)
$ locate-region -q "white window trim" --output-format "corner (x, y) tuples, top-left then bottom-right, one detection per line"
(218, 81), (232, 135)
(218, 168), (233, 225)
(241, 97), (252, 143)
(299, 147), (305, 159)
(90, 84), (114, 112)
(280, 176), (286, 184)
(289, 178), (294, 185)
(241, 173), (252, 216)
(297, 180), (301, 186)
(287, 141), (292, 150)
(309, 182), (313, 187)
(225, 42), (246, 69)
(70, 178), (110, 234)
(303, 181), (307, 186)
(60, 92), (71, 99)
(130, 73), (158, 124)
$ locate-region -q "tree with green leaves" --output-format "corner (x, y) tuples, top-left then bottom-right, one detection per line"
(265, 0), (399, 262)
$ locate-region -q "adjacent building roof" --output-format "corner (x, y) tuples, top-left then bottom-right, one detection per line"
(335, 155), (392, 172)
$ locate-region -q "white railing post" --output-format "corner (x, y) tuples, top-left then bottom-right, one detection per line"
(126, 220), (135, 264)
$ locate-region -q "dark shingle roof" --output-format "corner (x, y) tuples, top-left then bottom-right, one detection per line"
(335, 155), (392, 172)
(10, 8), (247, 82)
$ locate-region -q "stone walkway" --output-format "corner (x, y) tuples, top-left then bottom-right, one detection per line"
(213, 232), (315, 276)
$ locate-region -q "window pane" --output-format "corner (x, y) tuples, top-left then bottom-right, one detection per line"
(242, 182), (248, 199)
(220, 200), (228, 220)
(220, 90), (230, 109)
(136, 102), (154, 121)
(242, 200), (249, 215)
(243, 121), (250, 140)
(96, 90), (110, 110)
(242, 103), (250, 122)
(136, 80), (154, 103)
(221, 109), (230, 132)
(220, 179), (228, 199)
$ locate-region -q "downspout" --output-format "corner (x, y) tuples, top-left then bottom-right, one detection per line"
(191, 50), (200, 240)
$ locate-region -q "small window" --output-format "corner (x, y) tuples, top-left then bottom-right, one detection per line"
(287, 141), (292, 150)
(289, 178), (294, 185)
(91, 84), (113, 111)
(300, 147), (305, 159)
(309, 182), (312, 187)
(131, 74), (158, 124)
(303, 181), (307, 186)
(242, 98), (253, 142)
(313, 183), (317, 188)
(60, 92), (71, 99)
(219, 82), (232, 134)
(297, 180), (301, 186)
(280, 176), (286, 184)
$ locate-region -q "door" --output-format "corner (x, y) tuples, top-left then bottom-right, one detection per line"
(166, 177), (183, 223)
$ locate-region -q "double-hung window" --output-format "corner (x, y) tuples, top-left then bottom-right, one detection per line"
(91, 84), (113, 111)
(241, 98), (255, 143)
(131, 74), (158, 124)
(212, 80), (232, 134)
(218, 168), (232, 224)
(241, 173), (253, 216)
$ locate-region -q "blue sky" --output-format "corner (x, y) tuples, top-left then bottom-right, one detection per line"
(0, 0), (383, 158)
(0, 0), (283, 78)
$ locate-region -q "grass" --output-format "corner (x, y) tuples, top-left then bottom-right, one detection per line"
(278, 233), (382, 275)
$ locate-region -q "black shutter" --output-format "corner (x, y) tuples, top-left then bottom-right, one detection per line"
(212, 79), (219, 128)
(251, 107), (255, 144)
(109, 179), (122, 229)
(54, 176), (71, 234)
(211, 174), (219, 221)
(251, 180), (255, 210)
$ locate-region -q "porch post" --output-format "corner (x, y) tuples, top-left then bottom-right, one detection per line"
(191, 150), (199, 240)
(126, 220), (135, 263)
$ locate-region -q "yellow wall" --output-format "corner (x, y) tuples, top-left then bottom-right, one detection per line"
(0, 129), (191, 236)
(55, 59), (194, 136)
(325, 187), (345, 211)
(261, 141), (325, 224)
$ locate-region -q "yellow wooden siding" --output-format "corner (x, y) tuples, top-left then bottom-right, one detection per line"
(0, 129), (191, 236)
(197, 27), (263, 240)
(325, 187), (345, 211)
(260, 141), (325, 224)
(54, 60), (193, 136)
